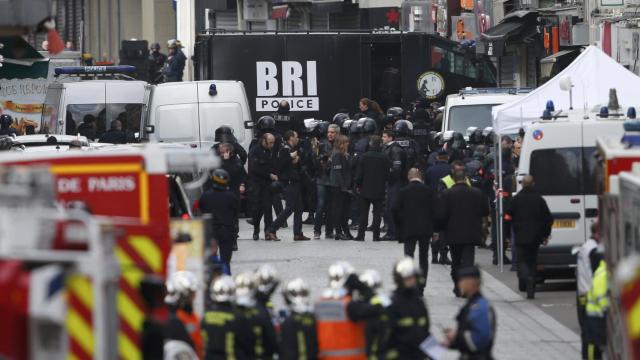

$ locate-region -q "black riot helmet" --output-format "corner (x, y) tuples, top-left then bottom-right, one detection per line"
(332, 113), (350, 128)
(357, 117), (377, 135)
(450, 132), (467, 150)
(349, 119), (360, 136)
(387, 107), (404, 120)
(256, 116), (276, 133)
(469, 129), (484, 145)
(393, 120), (413, 137)
(0, 114), (13, 129)
(211, 169), (230, 190)
(214, 125), (237, 143)
(313, 121), (330, 139)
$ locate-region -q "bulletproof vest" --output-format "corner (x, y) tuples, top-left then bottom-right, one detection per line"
(273, 114), (294, 134)
(354, 137), (369, 157)
(412, 121), (430, 153)
(395, 138), (418, 167)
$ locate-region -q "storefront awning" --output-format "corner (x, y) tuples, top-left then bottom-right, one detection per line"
(540, 48), (582, 78)
(481, 10), (538, 41)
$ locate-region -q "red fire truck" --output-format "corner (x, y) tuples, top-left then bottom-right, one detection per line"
(0, 145), (217, 360)
(596, 134), (640, 360)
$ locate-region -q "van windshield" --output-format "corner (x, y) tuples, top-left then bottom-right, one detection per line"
(65, 103), (142, 142)
(447, 104), (499, 133)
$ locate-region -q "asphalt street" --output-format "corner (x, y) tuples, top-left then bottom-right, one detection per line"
(232, 220), (582, 359)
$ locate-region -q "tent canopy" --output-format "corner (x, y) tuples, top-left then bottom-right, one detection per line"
(492, 45), (640, 134)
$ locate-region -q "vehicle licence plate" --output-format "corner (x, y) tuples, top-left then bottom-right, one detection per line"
(553, 220), (576, 228)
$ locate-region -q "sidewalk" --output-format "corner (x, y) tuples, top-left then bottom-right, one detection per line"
(232, 222), (581, 359)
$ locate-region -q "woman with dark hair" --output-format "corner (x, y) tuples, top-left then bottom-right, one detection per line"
(328, 135), (353, 240)
(359, 98), (383, 118)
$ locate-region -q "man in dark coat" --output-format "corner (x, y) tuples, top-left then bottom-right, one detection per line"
(248, 133), (277, 240)
(505, 175), (553, 299)
(440, 169), (490, 297)
(354, 135), (390, 241)
(393, 168), (435, 288)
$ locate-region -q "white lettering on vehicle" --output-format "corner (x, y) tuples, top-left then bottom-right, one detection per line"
(256, 61), (319, 111)
(87, 176), (136, 192)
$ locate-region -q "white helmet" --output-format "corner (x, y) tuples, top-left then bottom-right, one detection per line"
(165, 271), (198, 306)
(359, 269), (382, 291)
(167, 39), (178, 49)
(283, 278), (313, 313)
(210, 275), (236, 303)
(255, 264), (279, 296)
(393, 257), (421, 286)
(328, 261), (355, 289)
(234, 272), (256, 307)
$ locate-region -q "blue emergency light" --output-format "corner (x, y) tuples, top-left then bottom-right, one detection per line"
(627, 107), (637, 119)
(54, 65), (137, 76)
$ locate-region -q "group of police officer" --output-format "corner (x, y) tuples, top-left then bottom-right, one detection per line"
(161, 257), (495, 360)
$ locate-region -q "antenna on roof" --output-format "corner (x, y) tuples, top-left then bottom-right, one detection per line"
(559, 77), (574, 110)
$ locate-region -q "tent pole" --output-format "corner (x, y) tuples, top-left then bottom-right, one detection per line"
(497, 134), (504, 273)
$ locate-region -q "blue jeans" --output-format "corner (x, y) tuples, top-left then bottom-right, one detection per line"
(314, 184), (331, 234)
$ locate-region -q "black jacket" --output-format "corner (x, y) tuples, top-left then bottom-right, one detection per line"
(164, 309), (195, 350)
(238, 305), (278, 359)
(355, 150), (391, 200)
(280, 312), (318, 360)
(274, 143), (302, 183)
(314, 138), (333, 186)
(393, 180), (435, 239)
(439, 183), (490, 245)
(424, 161), (450, 190)
(387, 288), (431, 360)
(202, 302), (255, 360)
(383, 142), (407, 185)
(328, 152), (351, 188)
(505, 187), (553, 246)
(220, 156), (247, 196)
(248, 144), (274, 184)
(199, 189), (239, 228)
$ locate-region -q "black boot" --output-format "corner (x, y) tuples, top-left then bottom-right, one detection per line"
(526, 278), (535, 299)
(342, 226), (354, 240)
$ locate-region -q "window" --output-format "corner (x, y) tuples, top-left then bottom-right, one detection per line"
(530, 147), (597, 196)
(66, 103), (142, 141)
(41, 88), (63, 134)
(447, 104), (499, 133)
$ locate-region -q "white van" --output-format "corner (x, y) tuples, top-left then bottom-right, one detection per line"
(141, 81), (253, 151)
(41, 80), (146, 139)
(442, 88), (531, 133)
(517, 112), (626, 278)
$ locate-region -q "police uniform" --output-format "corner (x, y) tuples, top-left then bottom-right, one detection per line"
(202, 302), (256, 360)
(199, 186), (239, 273)
(382, 141), (407, 240)
(450, 292), (496, 360)
(248, 142), (276, 238)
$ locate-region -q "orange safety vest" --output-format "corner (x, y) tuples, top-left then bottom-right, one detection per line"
(177, 309), (204, 359)
(315, 296), (366, 360)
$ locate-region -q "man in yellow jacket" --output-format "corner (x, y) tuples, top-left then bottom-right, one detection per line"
(585, 254), (608, 360)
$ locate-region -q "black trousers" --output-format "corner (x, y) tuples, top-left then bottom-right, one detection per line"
(450, 244), (476, 291)
(431, 232), (449, 260)
(357, 197), (383, 239)
(404, 236), (430, 284)
(252, 182), (273, 234)
(213, 225), (235, 274)
(330, 188), (351, 235)
(269, 182), (303, 235)
(516, 243), (539, 286)
(577, 294), (588, 359)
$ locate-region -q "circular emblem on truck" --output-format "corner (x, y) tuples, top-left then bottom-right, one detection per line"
(417, 71), (445, 99)
(532, 129), (544, 141)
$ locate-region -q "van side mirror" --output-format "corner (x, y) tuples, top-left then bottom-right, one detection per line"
(244, 121), (254, 129)
(144, 125), (155, 134)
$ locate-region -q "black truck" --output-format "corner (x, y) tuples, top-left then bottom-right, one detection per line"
(194, 31), (496, 121)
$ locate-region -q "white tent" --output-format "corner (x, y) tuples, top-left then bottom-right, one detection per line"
(492, 45), (640, 134)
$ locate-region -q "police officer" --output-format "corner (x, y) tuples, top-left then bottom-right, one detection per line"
(234, 272), (278, 359)
(273, 100), (302, 136)
(265, 130), (310, 241)
(0, 114), (16, 136)
(148, 42), (167, 84)
(354, 118), (377, 158)
(202, 275), (255, 359)
(385, 107), (404, 132)
(164, 271), (203, 359)
(411, 108), (432, 165)
(313, 124), (339, 239)
(280, 278), (319, 360)
(444, 266), (496, 360)
(316, 261), (367, 359)
(332, 113), (350, 129)
(163, 39), (186, 82)
(248, 133), (277, 240)
(394, 120), (422, 169)
(386, 257), (431, 360)
(199, 169), (239, 273)
(382, 129), (407, 241)
(213, 125), (248, 165)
